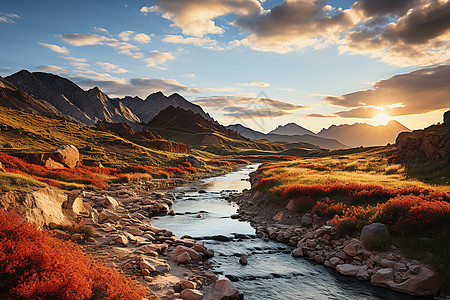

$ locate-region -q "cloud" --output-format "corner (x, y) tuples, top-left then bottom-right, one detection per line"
(134, 33), (152, 43)
(232, 0), (357, 53)
(60, 56), (87, 63)
(118, 31), (135, 41)
(194, 95), (306, 119)
(74, 76), (198, 98)
(238, 82), (270, 87)
(38, 42), (70, 54)
(93, 27), (110, 35)
(0, 12), (19, 23)
(325, 64), (450, 117)
(162, 34), (222, 49)
(96, 62), (128, 73)
(180, 73), (197, 78)
(304, 113), (338, 118)
(141, 0), (263, 37)
(0, 67), (12, 74)
(144, 50), (176, 69)
(59, 33), (115, 46)
(340, 0), (450, 66)
(36, 65), (68, 73)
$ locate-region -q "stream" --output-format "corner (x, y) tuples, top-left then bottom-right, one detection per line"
(153, 165), (422, 300)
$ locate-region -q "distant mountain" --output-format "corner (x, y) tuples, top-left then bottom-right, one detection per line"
(0, 76), (66, 120)
(148, 106), (244, 140)
(6, 70), (94, 125)
(269, 122), (315, 136)
(6, 70), (141, 126)
(118, 92), (211, 123)
(317, 121), (411, 147)
(227, 124), (347, 149)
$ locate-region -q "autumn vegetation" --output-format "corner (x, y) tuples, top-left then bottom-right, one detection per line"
(253, 148), (450, 279)
(0, 211), (146, 300)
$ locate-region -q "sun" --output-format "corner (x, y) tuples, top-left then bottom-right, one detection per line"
(372, 112), (393, 125)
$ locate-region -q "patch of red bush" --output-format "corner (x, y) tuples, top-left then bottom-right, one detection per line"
(0, 211), (146, 300)
(387, 154), (400, 164)
(166, 162), (197, 175)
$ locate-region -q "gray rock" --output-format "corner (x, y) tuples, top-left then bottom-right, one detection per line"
(360, 223), (390, 245)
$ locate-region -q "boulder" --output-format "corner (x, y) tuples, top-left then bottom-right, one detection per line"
(393, 266), (440, 296)
(371, 268), (394, 287)
(214, 279), (240, 300)
(103, 196), (119, 208)
(114, 235), (128, 247)
(140, 257), (170, 274)
(444, 110), (450, 123)
(336, 264), (365, 276)
(273, 211), (284, 222)
(98, 209), (120, 223)
(300, 215), (313, 227)
(360, 223), (390, 246)
(71, 196), (89, 216)
(180, 280), (197, 290)
(176, 252), (192, 264)
(291, 248), (304, 257)
(172, 245), (201, 261)
(44, 157), (65, 169)
(239, 255), (248, 265)
(50, 145), (79, 168)
(180, 289), (203, 300)
(178, 155), (205, 169)
(124, 226), (144, 236)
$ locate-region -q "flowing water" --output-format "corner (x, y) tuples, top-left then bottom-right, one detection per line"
(153, 165), (425, 300)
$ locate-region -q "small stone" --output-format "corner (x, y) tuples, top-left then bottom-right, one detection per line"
(180, 280), (197, 290)
(114, 235), (128, 247)
(292, 248), (304, 257)
(180, 289), (203, 300)
(239, 255), (248, 265)
(176, 252), (192, 264)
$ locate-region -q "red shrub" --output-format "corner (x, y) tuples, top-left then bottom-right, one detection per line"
(387, 155), (400, 164)
(0, 211), (146, 300)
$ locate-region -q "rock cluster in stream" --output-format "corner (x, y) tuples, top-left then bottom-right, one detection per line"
(49, 179), (241, 300)
(231, 189), (445, 298)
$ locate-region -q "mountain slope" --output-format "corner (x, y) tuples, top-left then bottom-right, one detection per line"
(318, 121), (411, 147)
(227, 124), (347, 149)
(0, 76), (67, 119)
(269, 122), (315, 136)
(6, 70), (94, 125)
(119, 92), (211, 123)
(6, 71), (141, 126)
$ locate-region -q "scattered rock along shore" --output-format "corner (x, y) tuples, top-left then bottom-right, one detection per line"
(45, 177), (241, 300)
(229, 171), (449, 299)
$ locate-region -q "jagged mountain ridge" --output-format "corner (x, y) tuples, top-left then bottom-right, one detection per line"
(6, 70), (141, 127)
(269, 122), (315, 136)
(0, 76), (67, 120)
(227, 124), (347, 149)
(118, 92), (212, 123)
(318, 121), (411, 147)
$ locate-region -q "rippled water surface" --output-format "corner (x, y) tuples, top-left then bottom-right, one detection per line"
(153, 165), (424, 300)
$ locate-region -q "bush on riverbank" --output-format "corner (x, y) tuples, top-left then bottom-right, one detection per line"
(253, 150), (450, 281)
(0, 211), (146, 300)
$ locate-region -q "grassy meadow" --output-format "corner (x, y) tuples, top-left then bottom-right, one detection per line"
(253, 146), (450, 281)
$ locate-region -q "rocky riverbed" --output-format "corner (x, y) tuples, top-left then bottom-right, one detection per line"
(53, 178), (241, 300)
(229, 172), (448, 299)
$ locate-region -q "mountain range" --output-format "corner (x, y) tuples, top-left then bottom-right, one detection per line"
(0, 69), (411, 150)
(226, 124), (348, 149)
(4, 70), (211, 128)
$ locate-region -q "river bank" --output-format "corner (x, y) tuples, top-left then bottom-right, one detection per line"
(64, 176), (241, 300)
(229, 170), (448, 299)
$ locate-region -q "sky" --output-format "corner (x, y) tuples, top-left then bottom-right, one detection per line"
(1, 0), (449, 133)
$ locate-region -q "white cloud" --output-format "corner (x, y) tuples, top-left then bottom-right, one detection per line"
(238, 82), (270, 87)
(36, 65), (67, 73)
(0, 12), (19, 23)
(141, 0), (263, 37)
(144, 50), (176, 69)
(118, 30), (135, 41)
(96, 62), (128, 73)
(162, 34), (222, 50)
(60, 56), (87, 63)
(93, 27), (110, 35)
(58, 33), (115, 46)
(134, 33), (152, 43)
(38, 42), (70, 54)
(180, 73), (197, 78)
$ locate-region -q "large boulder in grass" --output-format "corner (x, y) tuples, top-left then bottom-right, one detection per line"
(360, 223), (390, 247)
(50, 145), (79, 168)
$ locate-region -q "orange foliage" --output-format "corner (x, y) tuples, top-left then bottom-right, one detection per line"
(166, 162), (197, 175)
(387, 154), (400, 164)
(297, 164), (329, 171)
(0, 211), (146, 300)
(257, 163), (288, 172)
